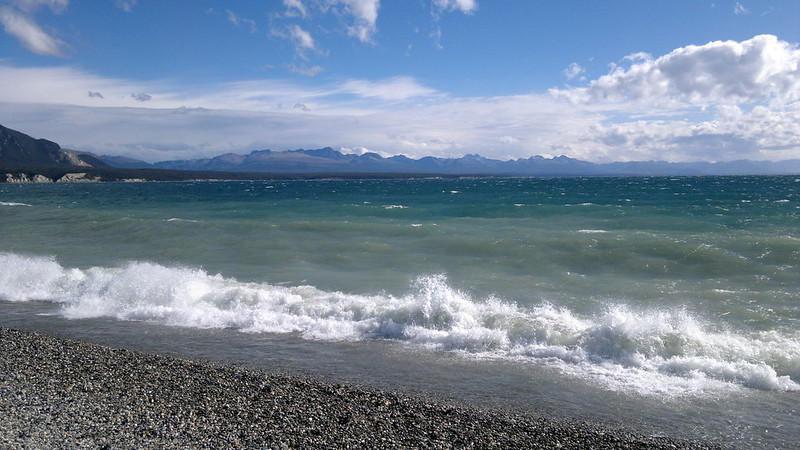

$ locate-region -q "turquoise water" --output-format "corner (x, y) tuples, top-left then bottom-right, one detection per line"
(1, 177), (799, 447)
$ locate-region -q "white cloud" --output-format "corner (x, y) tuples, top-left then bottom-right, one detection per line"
(0, 67), (590, 162)
(13, 0), (67, 14)
(564, 62), (585, 80)
(623, 52), (651, 62)
(289, 24), (314, 51)
(271, 23), (321, 62)
(340, 0), (380, 43)
(283, 0), (307, 17)
(0, 65), (161, 106)
(338, 76), (438, 100)
(287, 63), (323, 77)
(434, 0), (477, 14)
(2, 34), (799, 165)
(227, 9), (257, 33)
(0, 4), (68, 57)
(114, 0), (136, 13)
(734, 2), (748, 15)
(429, 0), (477, 49)
(499, 136), (517, 145)
(551, 35), (800, 107)
(274, 0), (380, 46)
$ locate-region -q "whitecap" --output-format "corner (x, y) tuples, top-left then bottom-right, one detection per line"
(0, 201), (32, 207)
(2, 252), (797, 397)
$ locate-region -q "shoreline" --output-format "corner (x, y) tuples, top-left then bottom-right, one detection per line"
(0, 327), (718, 449)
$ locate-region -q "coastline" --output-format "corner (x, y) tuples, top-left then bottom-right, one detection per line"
(0, 327), (717, 449)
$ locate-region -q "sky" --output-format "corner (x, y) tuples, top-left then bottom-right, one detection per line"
(1, 1), (799, 163)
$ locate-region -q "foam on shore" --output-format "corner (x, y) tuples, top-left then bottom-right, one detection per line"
(1, 252), (797, 397)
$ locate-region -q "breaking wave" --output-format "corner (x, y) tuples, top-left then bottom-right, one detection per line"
(1, 252), (798, 396)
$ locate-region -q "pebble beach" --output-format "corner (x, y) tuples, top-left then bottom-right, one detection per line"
(0, 327), (719, 449)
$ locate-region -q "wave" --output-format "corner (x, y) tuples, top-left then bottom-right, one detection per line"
(0, 201), (32, 207)
(1, 252), (798, 396)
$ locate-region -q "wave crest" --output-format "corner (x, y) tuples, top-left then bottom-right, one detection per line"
(1, 252), (797, 395)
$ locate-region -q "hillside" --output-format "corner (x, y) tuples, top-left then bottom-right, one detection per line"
(0, 124), (102, 169)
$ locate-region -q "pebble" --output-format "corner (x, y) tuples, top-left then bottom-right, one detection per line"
(0, 327), (721, 449)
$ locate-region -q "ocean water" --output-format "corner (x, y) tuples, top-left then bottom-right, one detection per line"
(1, 176), (799, 447)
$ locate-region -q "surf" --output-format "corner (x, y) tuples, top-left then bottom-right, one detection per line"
(2, 251), (797, 397)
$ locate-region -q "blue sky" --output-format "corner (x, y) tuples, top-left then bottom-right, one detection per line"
(1, 1), (799, 163)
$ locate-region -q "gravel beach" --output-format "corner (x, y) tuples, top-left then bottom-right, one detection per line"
(0, 327), (718, 449)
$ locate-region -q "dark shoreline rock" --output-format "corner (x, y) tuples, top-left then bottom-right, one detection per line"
(0, 327), (720, 449)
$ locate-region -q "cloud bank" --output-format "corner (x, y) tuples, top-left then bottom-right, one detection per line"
(1, 34), (799, 164)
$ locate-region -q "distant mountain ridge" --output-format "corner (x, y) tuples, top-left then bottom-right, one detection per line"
(147, 147), (800, 177)
(4, 123), (800, 178)
(149, 148), (601, 175)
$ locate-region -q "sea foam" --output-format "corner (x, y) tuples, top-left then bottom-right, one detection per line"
(1, 252), (798, 396)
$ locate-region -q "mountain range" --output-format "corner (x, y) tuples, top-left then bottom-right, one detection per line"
(126, 147), (800, 177)
(3, 123), (800, 179)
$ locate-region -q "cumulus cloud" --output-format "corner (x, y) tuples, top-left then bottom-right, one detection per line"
(0, 2), (68, 57)
(551, 35), (800, 107)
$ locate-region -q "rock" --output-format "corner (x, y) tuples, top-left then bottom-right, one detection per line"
(0, 327), (721, 449)
(56, 172), (101, 183)
(4, 173), (53, 183)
